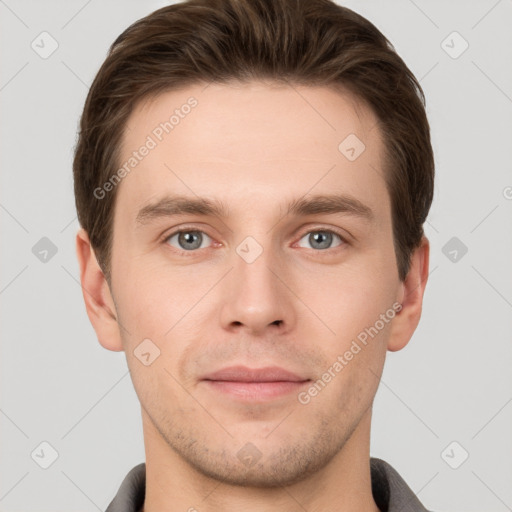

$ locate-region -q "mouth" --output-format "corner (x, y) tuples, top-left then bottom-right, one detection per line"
(201, 365), (311, 401)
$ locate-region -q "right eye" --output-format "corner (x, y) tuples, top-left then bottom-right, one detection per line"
(164, 229), (214, 252)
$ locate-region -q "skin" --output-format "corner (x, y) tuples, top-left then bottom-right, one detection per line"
(76, 81), (429, 512)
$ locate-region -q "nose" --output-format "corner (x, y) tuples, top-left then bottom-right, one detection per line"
(219, 240), (297, 336)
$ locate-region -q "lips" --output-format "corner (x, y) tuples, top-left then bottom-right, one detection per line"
(202, 365), (309, 383)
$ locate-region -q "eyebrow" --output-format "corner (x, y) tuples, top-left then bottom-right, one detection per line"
(135, 193), (374, 226)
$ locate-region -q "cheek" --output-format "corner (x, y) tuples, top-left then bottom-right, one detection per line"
(294, 260), (396, 342)
(112, 260), (210, 382)
(113, 253), (190, 326)
(110, 282), (164, 366)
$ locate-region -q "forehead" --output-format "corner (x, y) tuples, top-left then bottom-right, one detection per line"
(123, 80), (379, 156)
(115, 81), (388, 222)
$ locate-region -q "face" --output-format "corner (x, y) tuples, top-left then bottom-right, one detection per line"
(105, 81), (406, 486)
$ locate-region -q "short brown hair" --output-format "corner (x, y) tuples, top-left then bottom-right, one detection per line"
(73, 0), (434, 284)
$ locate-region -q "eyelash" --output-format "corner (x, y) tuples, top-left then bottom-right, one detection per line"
(161, 225), (349, 256)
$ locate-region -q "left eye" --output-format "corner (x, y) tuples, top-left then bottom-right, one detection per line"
(165, 230), (212, 251)
(297, 230), (345, 250)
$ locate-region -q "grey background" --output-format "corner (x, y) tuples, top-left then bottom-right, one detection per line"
(1, 0), (511, 510)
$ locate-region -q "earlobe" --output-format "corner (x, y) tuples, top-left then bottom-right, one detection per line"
(75, 228), (124, 352)
(387, 236), (430, 352)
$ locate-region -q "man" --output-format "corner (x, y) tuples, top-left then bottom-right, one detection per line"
(74, 0), (435, 510)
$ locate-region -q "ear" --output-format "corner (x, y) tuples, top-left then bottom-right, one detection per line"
(387, 235), (430, 352)
(75, 228), (124, 352)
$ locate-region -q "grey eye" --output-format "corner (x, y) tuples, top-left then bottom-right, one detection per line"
(166, 230), (211, 251)
(297, 231), (343, 250)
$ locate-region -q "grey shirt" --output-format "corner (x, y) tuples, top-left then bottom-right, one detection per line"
(105, 457), (432, 512)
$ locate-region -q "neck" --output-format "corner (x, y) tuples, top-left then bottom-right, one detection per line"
(140, 407), (380, 512)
